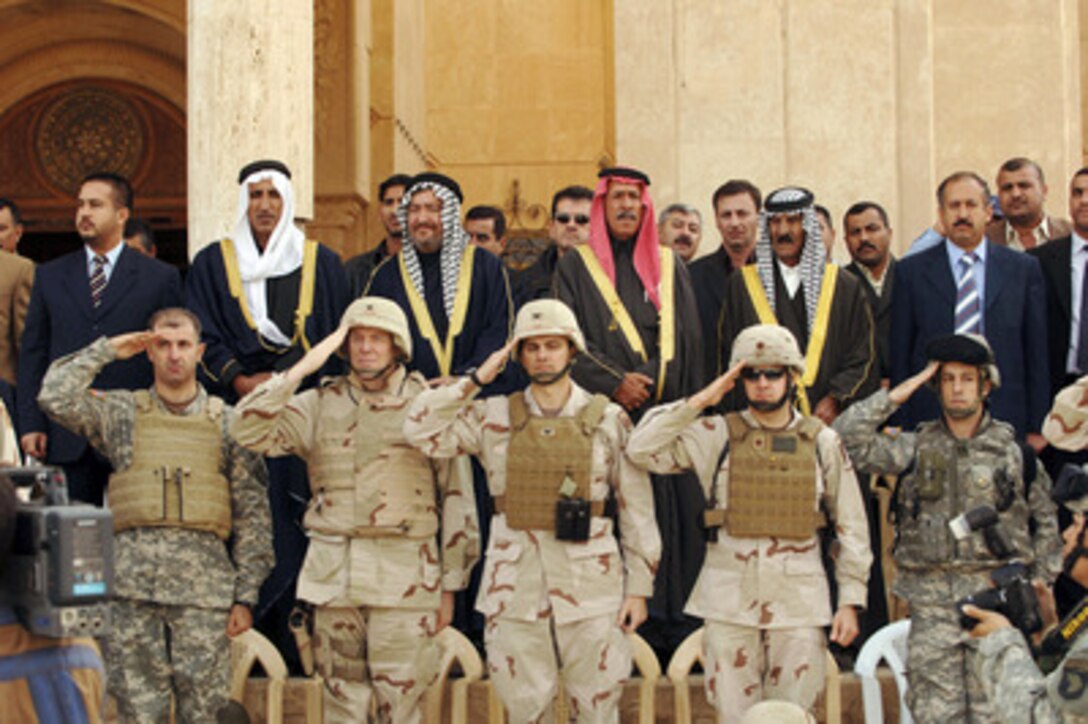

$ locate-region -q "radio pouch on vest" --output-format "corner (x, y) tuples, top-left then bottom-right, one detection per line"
(504, 392), (609, 533)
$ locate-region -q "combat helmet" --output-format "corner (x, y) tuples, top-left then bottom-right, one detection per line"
(511, 299), (586, 353)
(338, 296), (412, 361)
(924, 333), (1000, 389)
(728, 324), (805, 376)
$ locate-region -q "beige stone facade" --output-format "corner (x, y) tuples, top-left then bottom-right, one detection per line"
(0, 1), (1084, 261)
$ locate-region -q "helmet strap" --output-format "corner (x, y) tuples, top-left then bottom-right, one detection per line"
(352, 361), (397, 384)
(748, 379), (793, 413)
(529, 361), (574, 387)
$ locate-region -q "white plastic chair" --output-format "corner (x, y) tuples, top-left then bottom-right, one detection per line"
(854, 618), (912, 724)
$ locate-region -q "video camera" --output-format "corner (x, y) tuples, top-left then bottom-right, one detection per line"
(957, 561), (1043, 638)
(0, 467), (113, 637)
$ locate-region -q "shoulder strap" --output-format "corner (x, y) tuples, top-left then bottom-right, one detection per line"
(294, 240), (320, 351)
(574, 245), (647, 362)
(577, 394), (610, 435)
(205, 395), (225, 423)
(796, 415), (824, 440)
(724, 412), (751, 441)
(508, 392), (530, 431)
(132, 389), (152, 413)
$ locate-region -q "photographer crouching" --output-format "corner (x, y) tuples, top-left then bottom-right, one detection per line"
(966, 377), (1088, 721)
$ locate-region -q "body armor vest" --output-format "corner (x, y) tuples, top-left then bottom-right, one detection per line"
(503, 392), (608, 532)
(109, 391), (231, 539)
(895, 418), (1034, 569)
(721, 412), (825, 540)
(306, 380), (438, 539)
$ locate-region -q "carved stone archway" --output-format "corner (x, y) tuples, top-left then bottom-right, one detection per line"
(0, 79), (187, 266)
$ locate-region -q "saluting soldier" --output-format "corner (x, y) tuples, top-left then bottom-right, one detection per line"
(230, 297), (479, 723)
(403, 299), (660, 723)
(835, 333), (1061, 723)
(37, 307), (273, 722)
(626, 324), (871, 722)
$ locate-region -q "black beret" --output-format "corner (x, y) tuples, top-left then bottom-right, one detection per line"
(924, 334), (994, 366)
(764, 186), (815, 213)
(598, 166), (651, 186)
(410, 172), (463, 202)
(238, 159), (291, 183)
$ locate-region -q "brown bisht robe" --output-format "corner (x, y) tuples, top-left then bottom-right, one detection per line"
(718, 261), (878, 413)
(555, 237), (705, 658)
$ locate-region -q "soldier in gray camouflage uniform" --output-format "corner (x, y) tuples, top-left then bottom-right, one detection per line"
(37, 307), (273, 723)
(835, 333), (1061, 723)
(962, 376), (1088, 723)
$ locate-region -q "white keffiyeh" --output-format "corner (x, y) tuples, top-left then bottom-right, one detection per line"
(231, 169), (305, 346)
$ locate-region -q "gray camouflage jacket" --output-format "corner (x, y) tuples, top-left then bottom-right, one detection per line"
(977, 626), (1088, 723)
(38, 337), (273, 609)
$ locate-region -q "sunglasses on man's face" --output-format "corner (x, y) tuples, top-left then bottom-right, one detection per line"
(740, 367), (787, 381)
(555, 213), (590, 225)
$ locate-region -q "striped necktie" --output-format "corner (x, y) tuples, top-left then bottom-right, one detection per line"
(90, 255), (107, 308)
(954, 253), (981, 335)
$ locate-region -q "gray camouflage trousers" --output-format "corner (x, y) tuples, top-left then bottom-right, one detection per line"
(703, 621), (826, 723)
(312, 606), (439, 724)
(906, 602), (995, 723)
(485, 614), (631, 723)
(103, 598), (230, 723)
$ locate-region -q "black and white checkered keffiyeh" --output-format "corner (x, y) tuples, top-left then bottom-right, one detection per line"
(397, 180), (469, 319)
(754, 194), (824, 334)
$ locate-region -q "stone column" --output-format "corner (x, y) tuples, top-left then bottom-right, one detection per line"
(187, 0), (314, 258)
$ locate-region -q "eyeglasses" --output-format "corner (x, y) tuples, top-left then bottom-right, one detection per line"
(555, 213), (590, 225)
(740, 367), (787, 381)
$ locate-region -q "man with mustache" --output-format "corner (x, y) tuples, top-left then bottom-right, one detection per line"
(990, 157), (1071, 251)
(513, 184), (594, 306)
(365, 172), (512, 385)
(908, 157), (1071, 256)
(844, 201), (896, 386)
(690, 180), (761, 380)
(186, 159), (350, 670)
(891, 171), (1050, 449)
(657, 203), (702, 263)
(718, 186), (876, 424)
(17, 172), (182, 504)
(555, 165), (704, 659)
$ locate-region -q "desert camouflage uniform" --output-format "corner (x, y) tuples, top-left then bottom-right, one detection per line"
(975, 625), (1088, 723)
(1044, 375), (1088, 451)
(38, 336), (273, 724)
(403, 378), (660, 724)
(835, 388), (1061, 724)
(231, 368), (478, 724)
(627, 400), (871, 722)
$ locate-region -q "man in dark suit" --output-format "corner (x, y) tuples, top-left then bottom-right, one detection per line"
(1027, 167), (1088, 398)
(689, 179), (760, 379)
(891, 171), (1049, 448)
(17, 173), (182, 504)
(843, 201), (896, 385)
